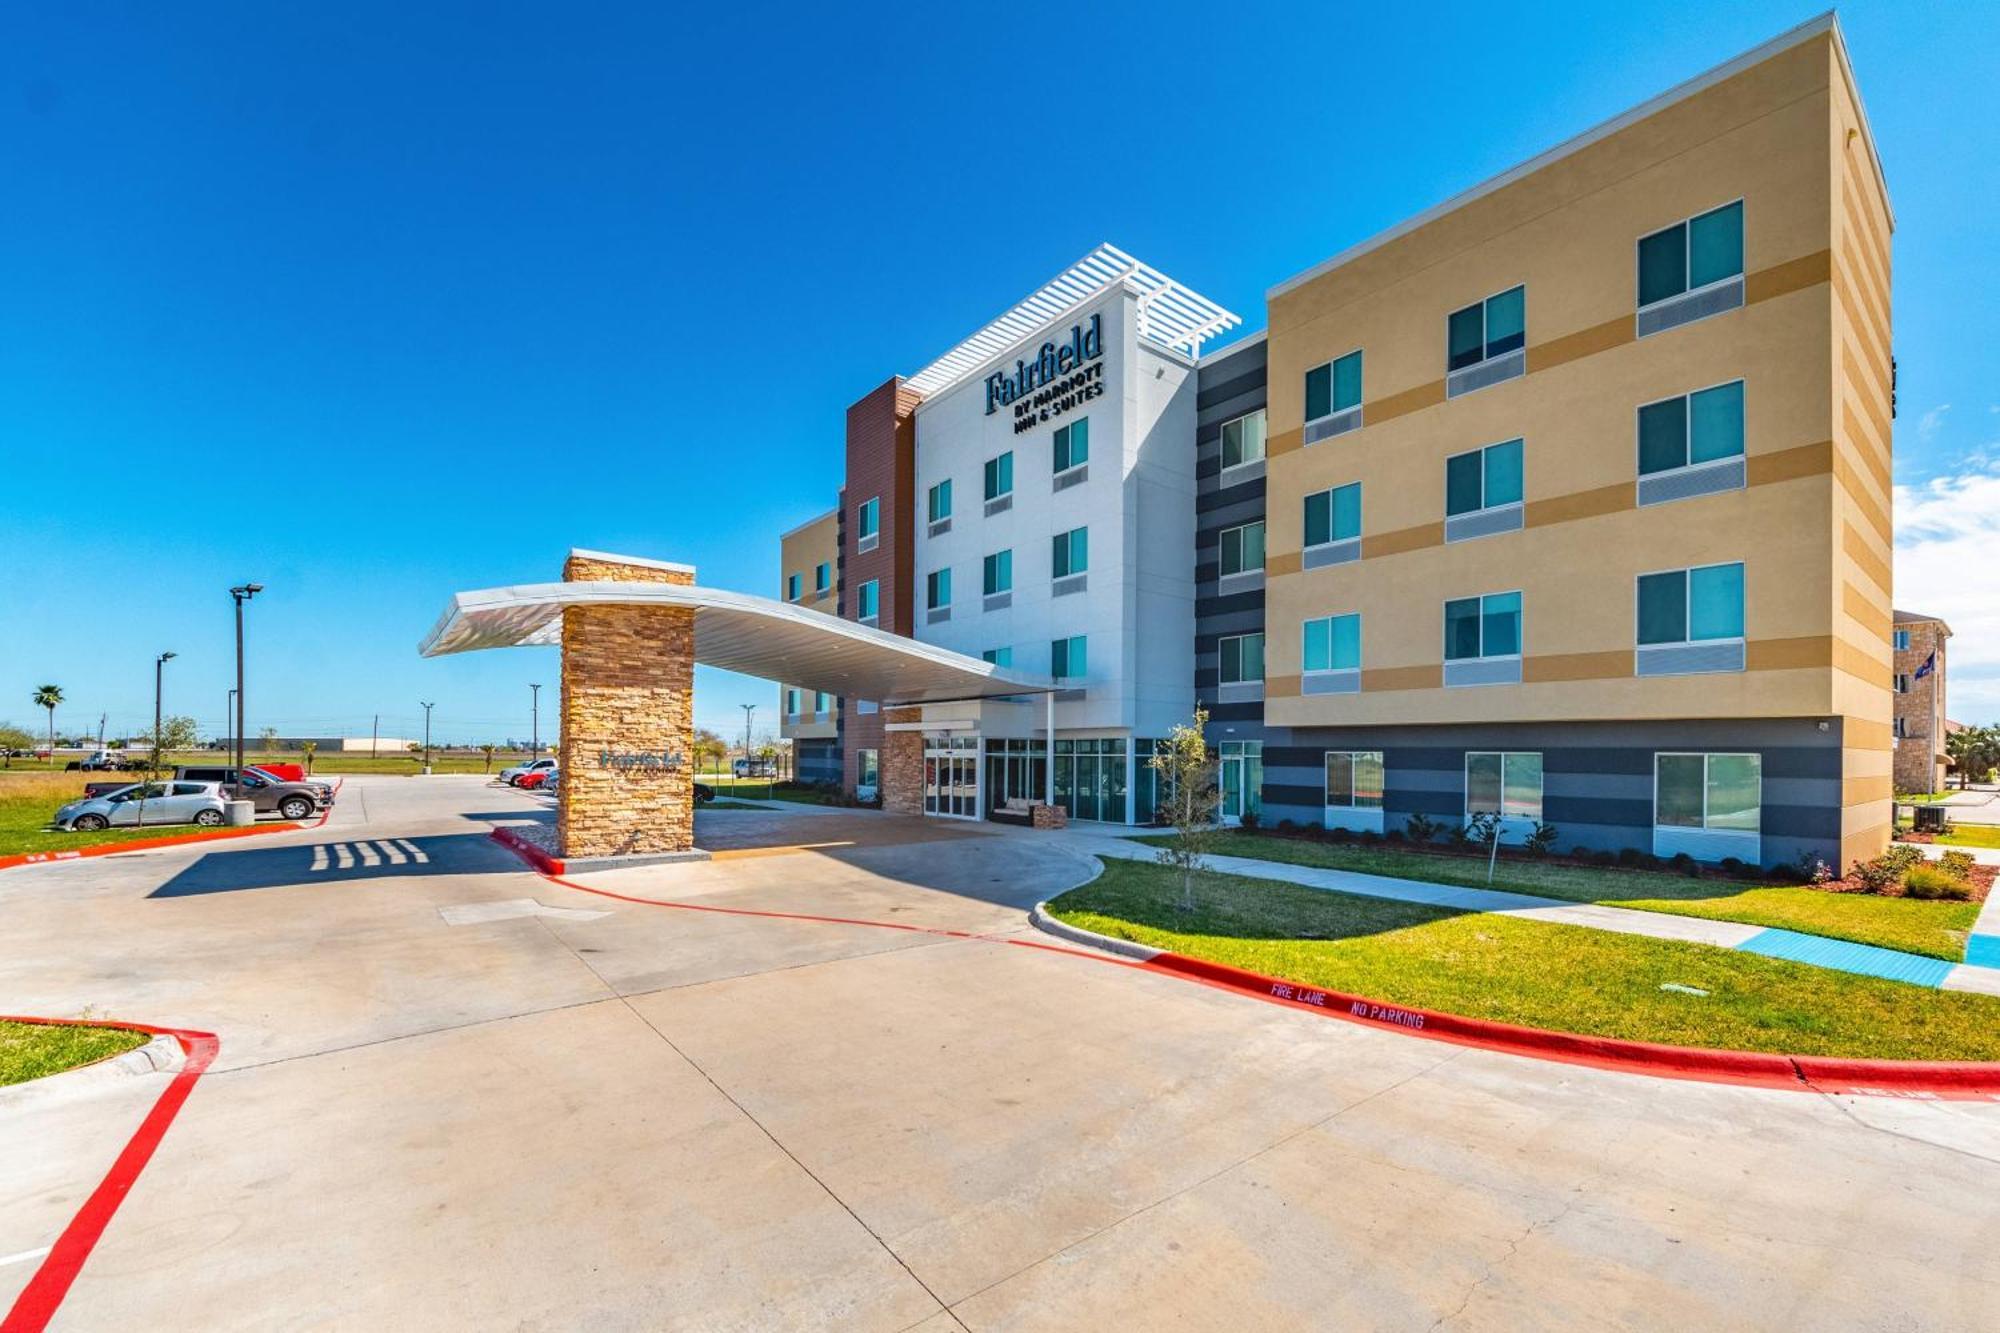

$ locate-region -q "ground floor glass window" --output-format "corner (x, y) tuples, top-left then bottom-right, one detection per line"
(981, 738), (1047, 816)
(1054, 738), (1128, 823)
(1655, 753), (1760, 832)
(1324, 751), (1385, 810)
(1465, 751), (1542, 821)
(923, 734), (979, 818)
(1220, 741), (1263, 822)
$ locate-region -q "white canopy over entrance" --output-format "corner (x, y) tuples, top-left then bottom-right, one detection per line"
(420, 577), (1056, 706)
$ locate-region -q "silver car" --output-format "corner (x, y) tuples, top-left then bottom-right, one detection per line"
(54, 781), (229, 832)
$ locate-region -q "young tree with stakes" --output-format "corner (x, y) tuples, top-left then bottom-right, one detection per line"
(1149, 705), (1222, 911)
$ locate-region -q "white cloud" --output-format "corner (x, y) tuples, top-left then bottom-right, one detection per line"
(1917, 403), (1951, 442)
(1895, 457), (2000, 725)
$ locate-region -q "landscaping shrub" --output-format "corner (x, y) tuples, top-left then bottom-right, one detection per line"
(1594, 850), (1619, 868)
(1359, 829), (1383, 845)
(1766, 862), (1808, 884)
(1720, 856), (1744, 875)
(1402, 812), (1443, 845)
(1670, 851), (1698, 876)
(1569, 846), (1592, 862)
(1523, 822), (1560, 857)
(1617, 847), (1645, 868)
(1940, 850), (1976, 880)
(1383, 827), (1403, 844)
(1903, 865), (1972, 901)
(1327, 826), (1352, 843)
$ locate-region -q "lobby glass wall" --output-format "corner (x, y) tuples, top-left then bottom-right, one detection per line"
(982, 738), (1047, 816)
(1054, 738), (1129, 823)
(923, 734), (979, 818)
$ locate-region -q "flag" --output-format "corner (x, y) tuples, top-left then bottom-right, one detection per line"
(1915, 651), (1936, 680)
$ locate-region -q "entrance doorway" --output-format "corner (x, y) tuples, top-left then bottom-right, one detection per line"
(1220, 740), (1263, 824)
(923, 733), (980, 819)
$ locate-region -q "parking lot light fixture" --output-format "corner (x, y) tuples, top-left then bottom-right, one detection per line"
(530, 683), (542, 759)
(230, 583), (263, 794)
(421, 701), (435, 771)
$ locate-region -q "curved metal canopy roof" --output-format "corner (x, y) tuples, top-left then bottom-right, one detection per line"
(420, 580), (1055, 706)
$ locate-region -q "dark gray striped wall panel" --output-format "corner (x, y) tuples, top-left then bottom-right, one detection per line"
(1194, 338), (1271, 752)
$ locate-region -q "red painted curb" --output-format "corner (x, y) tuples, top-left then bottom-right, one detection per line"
(490, 825), (565, 875)
(0, 779), (342, 872)
(485, 828), (2000, 1102)
(0, 1015), (220, 1333)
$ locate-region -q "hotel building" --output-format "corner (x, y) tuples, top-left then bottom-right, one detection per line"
(774, 13), (1894, 869)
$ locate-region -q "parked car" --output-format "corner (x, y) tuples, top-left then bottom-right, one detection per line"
(66, 751), (136, 772)
(733, 758), (777, 779)
(170, 766), (328, 820)
(516, 767), (557, 791)
(500, 758), (557, 786)
(54, 781), (228, 832)
(255, 761), (309, 782)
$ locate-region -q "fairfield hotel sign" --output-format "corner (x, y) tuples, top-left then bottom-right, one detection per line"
(983, 313), (1106, 435)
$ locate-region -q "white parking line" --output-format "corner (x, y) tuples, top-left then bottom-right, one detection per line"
(356, 842), (381, 867)
(0, 1245), (51, 1268)
(377, 840), (407, 865)
(395, 838), (428, 864)
(334, 843), (354, 869)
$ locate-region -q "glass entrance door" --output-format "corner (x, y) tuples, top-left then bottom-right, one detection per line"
(923, 734), (980, 819)
(1220, 741), (1263, 824)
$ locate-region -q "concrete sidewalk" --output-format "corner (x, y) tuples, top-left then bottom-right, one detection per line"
(1051, 828), (2000, 995)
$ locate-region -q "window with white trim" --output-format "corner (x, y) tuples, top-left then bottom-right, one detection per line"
(1305, 351), (1362, 423)
(1447, 286), (1525, 372)
(857, 496), (879, 539)
(1655, 752), (1760, 833)
(1467, 751), (1542, 821)
(1052, 526), (1088, 578)
(982, 646), (1013, 667)
(928, 479), (952, 522)
(1444, 592), (1521, 661)
(1445, 439), (1523, 518)
(1054, 418), (1089, 473)
(1218, 633), (1265, 685)
(983, 549), (1012, 595)
(1325, 751), (1384, 810)
(1220, 409), (1267, 470)
(785, 572), (801, 601)
(1302, 613), (1360, 674)
(1638, 201), (1743, 309)
(856, 579), (879, 622)
(814, 561), (831, 593)
(1639, 381), (1744, 476)
(926, 567), (951, 610)
(984, 451), (1013, 500)
(1218, 521), (1265, 577)
(1051, 635), (1087, 680)
(1304, 482), (1361, 547)
(1637, 563), (1743, 647)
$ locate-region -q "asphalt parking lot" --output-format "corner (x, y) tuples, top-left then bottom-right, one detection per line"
(4, 775), (2000, 1329)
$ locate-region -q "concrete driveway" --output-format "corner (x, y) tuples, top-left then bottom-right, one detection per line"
(4, 775), (1999, 1329)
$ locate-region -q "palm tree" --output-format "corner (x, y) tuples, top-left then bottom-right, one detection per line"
(31, 684), (62, 763)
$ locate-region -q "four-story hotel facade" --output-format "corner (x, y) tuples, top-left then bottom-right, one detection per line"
(772, 14), (1895, 870)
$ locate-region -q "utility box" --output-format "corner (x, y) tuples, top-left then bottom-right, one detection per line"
(224, 800), (256, 827)
(1913, 804), (1947, 833)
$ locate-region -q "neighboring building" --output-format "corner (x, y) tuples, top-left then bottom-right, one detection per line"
(777, 508), (842, 784)
(767, 14), (1893, 867)
(1892, 609), (1951, 793)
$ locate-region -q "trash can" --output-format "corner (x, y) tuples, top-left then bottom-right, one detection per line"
(224, 800), (256, 827)
(1913, 804), (1947, 833)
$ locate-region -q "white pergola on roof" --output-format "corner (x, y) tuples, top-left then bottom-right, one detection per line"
(904, 243), (1240, 399)
(419, 580), (1056, 707)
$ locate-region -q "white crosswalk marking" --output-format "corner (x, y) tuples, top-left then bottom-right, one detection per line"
(377, 840), (407, 865)
(356, 842), (381, 867)
(395, 838), (428, 864)
(334, 843), (354, 869)
(310, 845), (329, 872)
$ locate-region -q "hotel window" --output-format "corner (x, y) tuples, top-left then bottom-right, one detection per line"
(1444, 592), (1522, 671)
(1218, 521), (1265, 578)
(1638, 381), (1744, 477)
(927, 567), (952, 610)
(1324, 751), (1385, 810)
(1447, 285), (1525, 372)
(814, 561), (830, 593)
(1054, 418), (1089, 474)
(1894, 716), (1909, 740)
(814, 691), (832, 715)
(1051, 635), (1087, 681)
(1637, 563), (1744, 647)
(984, 450), (1014, 500)
(1302, 613), (1361, 673)
(856, 579), (879, 623)
(784, 688), (801, 718)
(1893, 629), (1911, 651)
(983, 549), (1012, 595)
(1220, 409), (1268, 470)
(1655, 753), (1760, 835)
(1218, 632), (1265, 685)
(1445, 439), (1523, 523)
(1305, 351), (1363, 424)
(1052, 526), (1088, 578)
(1638, 201), (1743, 309)
(1894, 673), (1910, 694)
(1304, 482), (1362, 547)
(982, 646), (1013, 668)
(858, 749), (879, 787)
(1467, 752), (1543, 822)
(858, 496), (879, 539)
(785, 572), (801, 601)
(928, 479), (952, 522)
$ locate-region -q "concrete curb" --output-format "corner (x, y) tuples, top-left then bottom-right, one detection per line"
(1026, 903), (2000, 1101)
(0, 1034), (184, 1111)
(491, 825), (566, 874)
(0, 778), (341, 873)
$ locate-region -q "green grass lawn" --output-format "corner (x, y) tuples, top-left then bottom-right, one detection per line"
(1135, 831), (1979, 961)
(0, 1020), (149, 1087)
(1923, 825), (2000, 850)
(702, 775), (842, 805)
(3, 749), (533, 777)
(1050, 860), (2000, 1061)
(702, 800), (777, 811)
(0, 774), (217, 857)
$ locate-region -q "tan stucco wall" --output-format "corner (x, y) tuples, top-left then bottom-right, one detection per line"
(779, 509), (841, 741)
(556, 553), (697, 858)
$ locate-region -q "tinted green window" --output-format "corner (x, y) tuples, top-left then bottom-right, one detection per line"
(1331, 351), (1362, 412)
(983, 549), (1011, 595)
(1444, 598), (1482, 660)
(1051, 636), (1087, 678)
(1305, 484), (1360, 546)
(1638, 396), (1689, 475)
(786, 573), (800, 600)
(1219, 521), (1265, 576)
(1305, 491), (1330, 547)
(1329, 613), (1360, 670)
(1689, 381), (1745, 463)
(1688, 201), (1743, 289)
(1304, 363), (1332, 421)
(814, 562), (830, 592)
(1221, 410), (1267, 468)
(1481, 591), (1521, 657)
(1484, 287), (1524, 356)
(1466, 752), (1503, 814)
(1052, 527), (1087, 577)
(1705, 753), (1761, 830)
(984, 451), (1014, 499)
(859, 497), (878, 537)
(982, 646), (1012, 667)
(1447, 305), (1485, 371)
(1638, 222), (1688, 306)
(1484, 440), (1522, 507)
(1689, 563), (1745, 640)
(857, 580), (878, 618)
(927, 568), (950, 609)
(928, 479), (951, 521)
(1219, 633), (1265, 684)
(1055, 418), (1089, 472)
(1655, 754), (1706, 828)
(1445, 451), (1484, 516)
(1502, 753), (1543, 818)
(1637, 570), (1687, 645)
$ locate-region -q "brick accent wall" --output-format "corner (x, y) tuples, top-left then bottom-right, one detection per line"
(1892, 615), (1950, 793)
(841, 377), (922, 796)
(556, 553), (697, 857)
(881, 707), (923, 817)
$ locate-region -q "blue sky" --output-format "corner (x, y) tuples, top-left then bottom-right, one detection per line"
(4, 1), (1997, 745)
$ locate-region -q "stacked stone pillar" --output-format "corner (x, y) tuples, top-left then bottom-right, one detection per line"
(556, 553), (697, 858)
(881, 707), (925, 817)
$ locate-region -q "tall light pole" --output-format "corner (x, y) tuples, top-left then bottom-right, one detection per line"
(225, 689), (236, 754)
(530, 683), (542, 759)
(154, 651), (176, 769)
(420, 701), (435, 771)
(740, 703), (756, 780)
(230, 583), (263, 794)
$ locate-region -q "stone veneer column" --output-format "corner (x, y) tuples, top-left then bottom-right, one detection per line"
(880, 707), (925, 817)
(556, 553), (696, 858)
